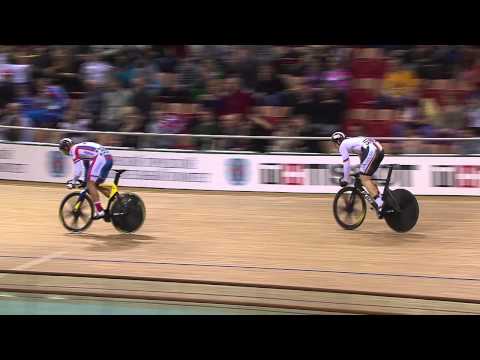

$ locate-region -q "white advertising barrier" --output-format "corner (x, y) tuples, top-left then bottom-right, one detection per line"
(1, 142), (480, 196)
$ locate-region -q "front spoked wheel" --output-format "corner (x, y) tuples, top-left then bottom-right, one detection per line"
(59, 192), (94, 233)
(333, 187), (367, 230)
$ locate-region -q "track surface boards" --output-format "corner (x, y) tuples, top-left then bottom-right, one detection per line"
(1, 181), (480, 313)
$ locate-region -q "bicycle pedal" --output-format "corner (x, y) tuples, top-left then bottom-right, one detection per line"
(93, 212), (105, 220)
(103, 212), (111, 223)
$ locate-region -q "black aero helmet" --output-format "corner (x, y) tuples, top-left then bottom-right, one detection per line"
(59, 138), (73, 155)
(331, 131), (346, 145)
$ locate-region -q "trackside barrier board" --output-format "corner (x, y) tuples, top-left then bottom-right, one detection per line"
(0, 143), (479, 196)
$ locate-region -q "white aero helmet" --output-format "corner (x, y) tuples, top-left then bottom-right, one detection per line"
(331, 131), (346, 145)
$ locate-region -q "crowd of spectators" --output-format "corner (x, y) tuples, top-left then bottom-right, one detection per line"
(0, 45), (479, 154)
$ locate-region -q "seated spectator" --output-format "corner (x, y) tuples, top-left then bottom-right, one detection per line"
(434, 95), (466, 135)
(458, 127), (480, 155)
(420, 97), (441, 125)
(276, 46), (302, 76)
(113, 52), (135, 88)
(57, 99), (91, 143)
(131, 76), (153, 132)
(403, 125), (428, 154)
(466, 97), (480, 136)
(272, 114), (314, 153)
(254, 63), (285, 106)
(270, 114), (315, 153)
(292, 79), (317, 124)
(0, 71), (16, 110)
(304, 59), (323, 89)
(27, 78), (69, 128)
(157, 46), (178, 74)
(312, 85), (347, 137)
(119, 106), (143, 148)
(145, 102), (174, 149)
(198, 78), (224, 115)
(248, 103), (274, 152)
(235, 47), (258, 91)
(176, 56), (200, 90)
(159, 73), (191, 104)
(414, 46), (443, 80)
(99, 77), (133, 131)
(321, 57), (351, 92)
(270, 120), (295, 152)
(132, 48), (159, 89)
(191, 105), (219, 150)
(281, 75), (303, 108)
(30, 46), (53, 80)
(49, 47), (84, 94)
(459, 57), (480, 89)
(15, 84), (35, 115)
(218, 76), (253, 123)
(0, 103), (33, 142)
(218, 113), (251, 151)
(80, 51), (113, 86)
(84, 79), (104, 130)
(379, 58), (419, 108)
(195, 60), (219, 98)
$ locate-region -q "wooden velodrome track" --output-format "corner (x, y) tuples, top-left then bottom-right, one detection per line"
(1, 180), (480, 314)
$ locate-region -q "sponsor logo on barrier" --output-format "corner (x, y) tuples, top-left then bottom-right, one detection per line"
(48, 151), (65, 177)
(226, 158), (250, 185)
(0, 163), (27, 173)
(432, 165), (480, 188)
(112, 155), (211, 183)
(259, 163), (416, 187)
(0, 150), (14, 159)
(114, 156), (197, 169)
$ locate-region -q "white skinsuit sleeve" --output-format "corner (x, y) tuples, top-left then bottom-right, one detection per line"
(72, 160), (83, 182)
(339, 143), (351, 181)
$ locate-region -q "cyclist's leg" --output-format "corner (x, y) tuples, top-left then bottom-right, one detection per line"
(360, 175), (380, 198)
(360, 147), (385, 207)
(95, 157), (114, 199)
(88, 156), (108, 216)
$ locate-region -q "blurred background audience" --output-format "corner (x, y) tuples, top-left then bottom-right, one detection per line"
(0, 45), (479, 153)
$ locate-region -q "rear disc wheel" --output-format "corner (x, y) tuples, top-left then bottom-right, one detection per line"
(383, 189), (419, 233)
(111, 193), (146, 233)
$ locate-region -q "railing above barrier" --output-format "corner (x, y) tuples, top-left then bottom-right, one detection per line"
(1, 124), (479, 142)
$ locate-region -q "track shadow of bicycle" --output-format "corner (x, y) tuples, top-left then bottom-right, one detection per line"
(66, 233), (156, 252)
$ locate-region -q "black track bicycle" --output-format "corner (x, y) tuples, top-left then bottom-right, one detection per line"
(59, 169), (146, 233)
(333, 164), (419, 233)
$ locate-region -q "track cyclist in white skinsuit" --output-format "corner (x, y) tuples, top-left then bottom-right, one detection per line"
(331, 132), (385, 211)
(59, 138), (114, 219)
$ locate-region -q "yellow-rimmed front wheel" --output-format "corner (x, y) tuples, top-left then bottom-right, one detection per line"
(59, 192), (94, 233)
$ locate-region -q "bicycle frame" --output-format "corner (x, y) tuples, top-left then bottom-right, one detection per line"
(376, 165), (402, 213)
(353, 165), (402, 215)
(73, 170), (123, 213)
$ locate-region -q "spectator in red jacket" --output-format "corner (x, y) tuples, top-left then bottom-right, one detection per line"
(219, 76), (253, 118)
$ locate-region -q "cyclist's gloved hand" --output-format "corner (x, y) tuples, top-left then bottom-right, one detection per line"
(339, 178), (349, 187)
(66, 179), (85, 189)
